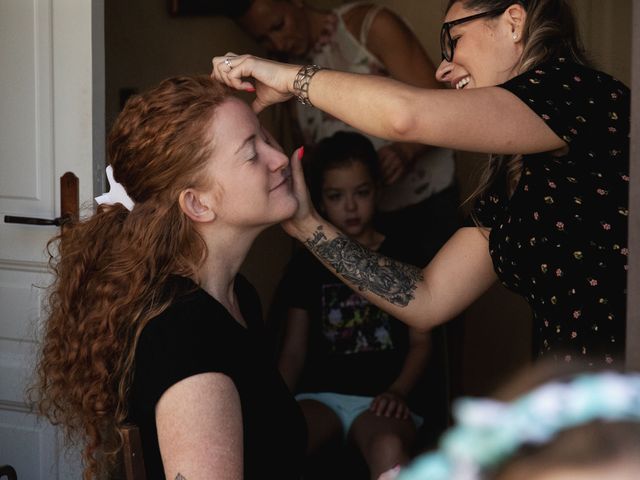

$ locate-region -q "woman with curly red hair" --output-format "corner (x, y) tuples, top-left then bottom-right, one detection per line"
(32, 76), (306, 480)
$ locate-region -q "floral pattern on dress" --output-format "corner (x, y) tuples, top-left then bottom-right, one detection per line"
(474, 58), (630, 367)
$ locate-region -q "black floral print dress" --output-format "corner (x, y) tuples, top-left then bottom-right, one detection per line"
(474, 58), (630, 366)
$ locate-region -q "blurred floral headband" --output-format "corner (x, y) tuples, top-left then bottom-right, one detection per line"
(95, 165), (135, 211)
(398, 371), (640, 480)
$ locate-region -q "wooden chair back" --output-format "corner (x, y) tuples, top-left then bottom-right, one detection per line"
(120, 425), (146, 480)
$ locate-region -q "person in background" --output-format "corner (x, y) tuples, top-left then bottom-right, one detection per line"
(391, 365), (640, 480)
(212, 0), (630, 367)
(31, 76), (306, 480)
(233, 0), (459, 261)
(277, 131), (438, 479)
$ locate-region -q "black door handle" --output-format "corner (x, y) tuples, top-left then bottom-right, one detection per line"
(4, 214), (70, 226)
(3, 172), (78, 229)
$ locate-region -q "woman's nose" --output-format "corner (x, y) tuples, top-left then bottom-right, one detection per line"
(435, 59), (454, 84)
(270, 149), (289, 171)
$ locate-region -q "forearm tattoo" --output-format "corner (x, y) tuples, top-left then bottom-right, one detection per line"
(305, 226), (423, 307)
(175, 474), (187, 480)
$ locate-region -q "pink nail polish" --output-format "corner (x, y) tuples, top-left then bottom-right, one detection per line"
(246, 86), (256, 92)
(297, 146), (304, 160)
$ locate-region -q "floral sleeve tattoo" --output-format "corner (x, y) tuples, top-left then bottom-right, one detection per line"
(305, 226), (423, 307)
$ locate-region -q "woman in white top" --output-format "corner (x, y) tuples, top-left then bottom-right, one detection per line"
(235, 0), (459, 260)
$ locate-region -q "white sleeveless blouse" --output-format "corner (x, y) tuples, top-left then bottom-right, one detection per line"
(294, 2), (455, 211)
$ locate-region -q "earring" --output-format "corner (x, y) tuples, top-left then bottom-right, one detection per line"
(513, 32), (518, 40)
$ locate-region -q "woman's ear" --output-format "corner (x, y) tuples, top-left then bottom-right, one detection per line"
(179, 189), (216, 223)
(505, 3), (526, 40)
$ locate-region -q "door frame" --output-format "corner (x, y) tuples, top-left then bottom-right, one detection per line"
(626, 0), (640, 370)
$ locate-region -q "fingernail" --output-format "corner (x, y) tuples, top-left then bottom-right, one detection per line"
(297, 146), (305, 160)
(245, 86), (256, 92)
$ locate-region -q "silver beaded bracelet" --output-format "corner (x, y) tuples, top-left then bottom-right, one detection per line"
(293, 64), (323, 106)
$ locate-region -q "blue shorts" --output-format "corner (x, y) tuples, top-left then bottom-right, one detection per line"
(295, 392), (424, 439)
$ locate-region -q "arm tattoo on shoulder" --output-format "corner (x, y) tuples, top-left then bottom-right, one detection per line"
(305, 226), (423, 307)
(175, 474), (187, 480)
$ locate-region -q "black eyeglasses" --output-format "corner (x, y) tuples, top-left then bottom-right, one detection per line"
(440, 7), (508, 62)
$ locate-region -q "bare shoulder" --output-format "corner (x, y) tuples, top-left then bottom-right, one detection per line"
(155, 373), (242, 435)
(156, 373), (243, 479)
(350, 5), (437, 86)
(342, 4), (411, 44)
(367, 6), (412, 37)
(157, 372), (240, 411)
(341, 3), (371, 36)
(365, 7), (421, 58)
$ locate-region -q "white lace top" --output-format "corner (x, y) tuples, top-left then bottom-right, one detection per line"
(295, 2), (455, 211)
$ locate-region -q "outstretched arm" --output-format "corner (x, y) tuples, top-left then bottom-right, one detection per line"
(211, 56), (565, 155)
(297, 222), (495, 331)
(281, 150), (497, 332)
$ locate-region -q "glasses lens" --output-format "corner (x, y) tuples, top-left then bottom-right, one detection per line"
(440, 26), (452, 61)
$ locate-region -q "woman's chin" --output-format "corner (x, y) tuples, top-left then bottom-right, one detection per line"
(278, 198), (300, 222)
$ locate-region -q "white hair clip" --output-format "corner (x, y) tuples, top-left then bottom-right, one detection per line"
(95, 165), (135, 211)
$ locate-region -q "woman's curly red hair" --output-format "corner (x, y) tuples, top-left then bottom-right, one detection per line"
(31, 76), (232, 479)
